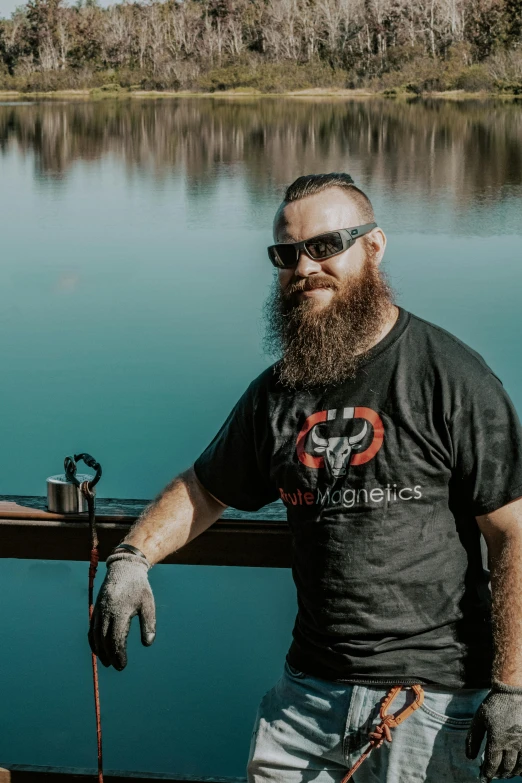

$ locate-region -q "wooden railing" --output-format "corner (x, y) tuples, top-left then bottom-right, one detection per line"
(0, 496), (290, 567)
(0, 495), (290, 783)
(0, 768), (249, 783)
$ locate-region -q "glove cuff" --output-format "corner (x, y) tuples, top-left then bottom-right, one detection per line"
(491, 678), (522, 695)
(106, 550), (151, 570)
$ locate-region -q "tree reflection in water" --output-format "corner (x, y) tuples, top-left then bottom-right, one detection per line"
(1, 97), (521, 228)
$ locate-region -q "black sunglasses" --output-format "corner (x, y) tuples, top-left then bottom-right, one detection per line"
(267, 223), (377, 269)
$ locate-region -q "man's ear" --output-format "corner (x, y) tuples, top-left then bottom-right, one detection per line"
(370, 228), (387, 265)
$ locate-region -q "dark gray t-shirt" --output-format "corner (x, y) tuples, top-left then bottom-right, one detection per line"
(194, 308), (522, 688)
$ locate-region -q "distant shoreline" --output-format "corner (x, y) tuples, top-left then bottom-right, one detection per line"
(0, 88), (520, 102)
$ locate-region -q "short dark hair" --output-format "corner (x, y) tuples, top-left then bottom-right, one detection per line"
(283, 173), (375, 224)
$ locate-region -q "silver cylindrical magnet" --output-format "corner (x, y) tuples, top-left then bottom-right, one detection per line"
(47, 473), (95, 514)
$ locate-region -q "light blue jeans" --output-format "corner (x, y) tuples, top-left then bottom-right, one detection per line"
(247, 661), (492, 783)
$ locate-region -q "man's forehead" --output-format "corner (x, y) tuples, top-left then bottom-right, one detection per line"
(273, 188), (360, 242)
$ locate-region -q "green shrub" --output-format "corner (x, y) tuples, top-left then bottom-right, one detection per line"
(452, 64), (495, 91)
(372, 55), (445, 93)
(99, 82), (122, 91)
(382, 86), (408, 97)
(197, 59), (347, 93)
(374, 47), (499, 94)
(198, 63), (254, 91)
(0, 67), (103, 92)
(485, 51), (522, 95)
(495, 80), (522, 94)
(139, 75), (181, 91)
(16, 70), (82, 92)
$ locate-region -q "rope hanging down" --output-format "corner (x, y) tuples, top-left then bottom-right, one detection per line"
(341, 684), (425, 782)
(65, 454), (104, 783)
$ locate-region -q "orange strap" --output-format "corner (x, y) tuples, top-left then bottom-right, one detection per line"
(341, 684), (424, 782)
(82, 481), (104, 783)
(89, 546), (103, 783)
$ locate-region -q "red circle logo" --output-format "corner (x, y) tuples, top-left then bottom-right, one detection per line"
(296, 407), (384, 476)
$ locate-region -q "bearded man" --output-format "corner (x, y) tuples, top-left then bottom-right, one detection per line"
(90, 173), (522, 783)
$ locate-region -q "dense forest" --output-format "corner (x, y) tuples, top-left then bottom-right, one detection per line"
(0, 0), (521, 93)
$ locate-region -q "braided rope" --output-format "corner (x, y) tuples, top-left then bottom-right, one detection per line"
(341, 684), (424, 782)
(81, 480), (104, 783)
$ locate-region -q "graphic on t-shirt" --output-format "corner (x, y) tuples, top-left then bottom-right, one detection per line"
(296, 407), (384, 477)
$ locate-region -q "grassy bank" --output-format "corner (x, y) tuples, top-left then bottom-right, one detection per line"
(1, 50), (521, 100)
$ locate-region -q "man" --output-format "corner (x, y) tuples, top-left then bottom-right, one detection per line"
(90, 173), (522, 783)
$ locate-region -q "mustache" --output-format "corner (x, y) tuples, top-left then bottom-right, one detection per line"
(283, 276), (340, 298)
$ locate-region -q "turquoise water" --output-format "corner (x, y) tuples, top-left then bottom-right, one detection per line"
(0, 97), (521, 777)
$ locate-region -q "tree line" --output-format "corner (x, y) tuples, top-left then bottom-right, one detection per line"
(0, 0), (521, 93)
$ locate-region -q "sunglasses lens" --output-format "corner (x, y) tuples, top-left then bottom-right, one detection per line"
(305, 232), (343, 260)
(269, 244), (298, 269)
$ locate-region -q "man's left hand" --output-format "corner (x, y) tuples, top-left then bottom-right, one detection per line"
(466, 680), (522, 781)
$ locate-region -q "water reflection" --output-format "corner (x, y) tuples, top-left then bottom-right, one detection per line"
(1, 98), (521, 215)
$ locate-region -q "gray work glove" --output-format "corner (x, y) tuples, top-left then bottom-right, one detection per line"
(466, 680), (522, 781)
(88, 550), (156, 670)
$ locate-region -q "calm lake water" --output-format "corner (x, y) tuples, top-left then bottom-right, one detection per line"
(0, 97), (521, 778)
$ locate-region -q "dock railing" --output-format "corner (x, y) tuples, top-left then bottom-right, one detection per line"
(0, 495), (290, 783)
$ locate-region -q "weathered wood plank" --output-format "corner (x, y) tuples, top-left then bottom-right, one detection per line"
(0, 496), (291, 568)
(0, 766), (245, 783)
(0, 496), (287, 523)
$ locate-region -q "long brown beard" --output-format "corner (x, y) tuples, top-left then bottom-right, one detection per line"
(263, 251), (395, 390)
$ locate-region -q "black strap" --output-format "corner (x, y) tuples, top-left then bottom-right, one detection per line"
(111, 543), (148, 560)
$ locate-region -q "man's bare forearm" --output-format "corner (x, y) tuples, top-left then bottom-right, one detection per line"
(121, 466), (227, 565)
(478, 498), (522, 686)
(488, 527), (522, 685)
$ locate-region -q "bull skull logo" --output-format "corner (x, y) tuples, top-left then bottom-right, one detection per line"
(311, 420), (368, 478)
(296, 406), (384, 474)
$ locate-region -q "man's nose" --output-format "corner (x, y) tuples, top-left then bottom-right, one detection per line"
(294, 250), (323, 277)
